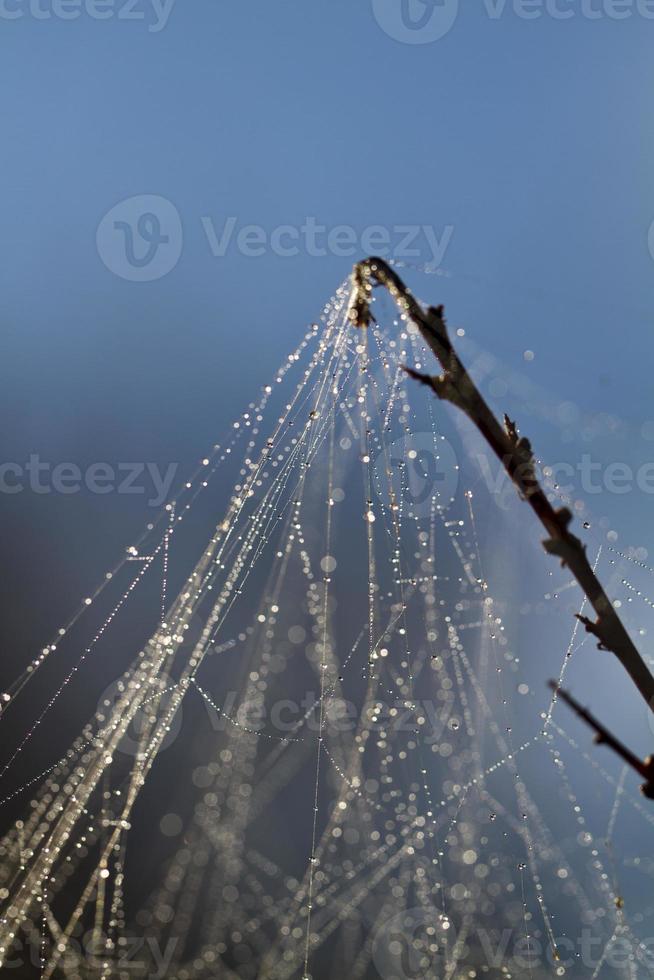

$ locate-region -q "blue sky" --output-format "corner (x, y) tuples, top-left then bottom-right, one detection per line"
(2, 1), (653, 407)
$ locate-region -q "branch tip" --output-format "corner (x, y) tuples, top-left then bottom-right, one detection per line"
(550, 681), (654, 796)
(348, 255), (654, 721)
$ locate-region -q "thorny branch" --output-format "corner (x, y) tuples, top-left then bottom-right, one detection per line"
(549, 682), (654, 799)
(348, 256), (654, 727)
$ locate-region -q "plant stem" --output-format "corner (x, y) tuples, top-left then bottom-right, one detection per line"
(349, 256), (654, 710)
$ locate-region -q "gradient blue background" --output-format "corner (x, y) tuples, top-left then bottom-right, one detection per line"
(2, 0), (654, 897)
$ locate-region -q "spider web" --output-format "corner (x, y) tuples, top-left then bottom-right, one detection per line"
(1, 274), (653, 980)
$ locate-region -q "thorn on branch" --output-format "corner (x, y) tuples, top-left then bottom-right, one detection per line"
(501, 415), (539, 500)
(504, 414), (520, 445)
(542, 538), (566, 562)
(426, 305), (450, 343)
(427, 304), (446, 321)
(402, 365), (469, 412)
(402, 365), (436, 389)
(575, 614), (610, 652)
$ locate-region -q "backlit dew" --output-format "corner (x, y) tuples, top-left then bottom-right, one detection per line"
(0, 279), (641, 980)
